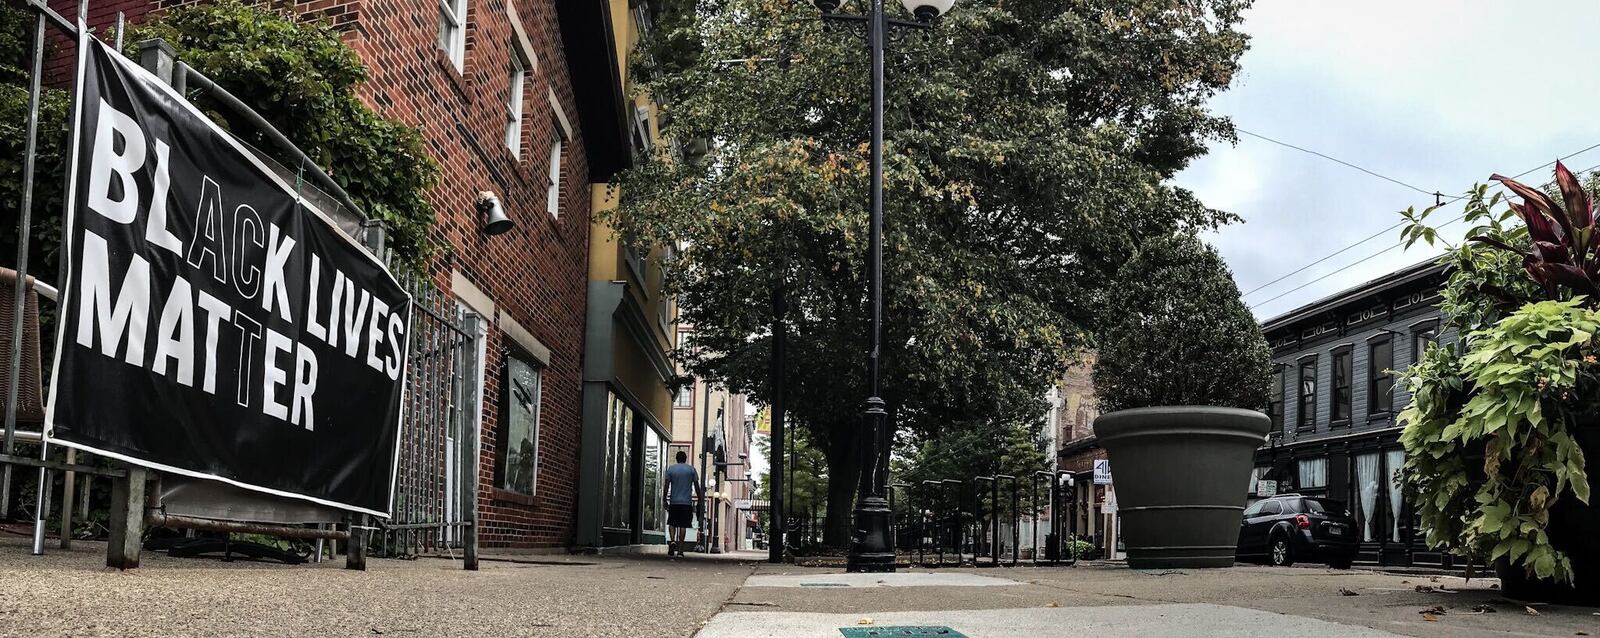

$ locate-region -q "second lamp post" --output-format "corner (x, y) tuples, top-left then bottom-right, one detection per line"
(811, 0), (955, 573)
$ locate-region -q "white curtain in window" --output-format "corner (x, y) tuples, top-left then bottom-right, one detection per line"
(1297, 458), (1327, 488)
(1386, 449), (1406, 542)
(1355, 453), (1381, 542)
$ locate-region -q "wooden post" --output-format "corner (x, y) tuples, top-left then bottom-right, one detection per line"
(106, 466), (147, 569)
(344, 514), (368, 571)
(77, 473), (90, 520)
(58, 448), (75, 549)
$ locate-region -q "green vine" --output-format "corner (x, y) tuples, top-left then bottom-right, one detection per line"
(126, 0), (439, 266)
(4, 1), (437, 272)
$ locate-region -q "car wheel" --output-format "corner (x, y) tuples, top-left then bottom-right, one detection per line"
(1329, 556), (1353, 570)
(1269, 536), (1294, 567)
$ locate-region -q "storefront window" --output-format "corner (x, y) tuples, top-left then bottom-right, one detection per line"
(497, 355), (542, 495)
(1297, 457), (1327, 489)
(1386, 449), (1406, 542)
(1355, 452), (1382, 542)
(603, 393), (635, 529)
(642, 427), (665, 532)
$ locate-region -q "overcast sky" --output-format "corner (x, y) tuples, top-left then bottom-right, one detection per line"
(1176, 1), (1600, 320)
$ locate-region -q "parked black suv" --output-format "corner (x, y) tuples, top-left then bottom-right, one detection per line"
(1236, 494), (1358, 569)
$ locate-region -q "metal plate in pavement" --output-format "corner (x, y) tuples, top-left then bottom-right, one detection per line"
(838, 627), (968, 637)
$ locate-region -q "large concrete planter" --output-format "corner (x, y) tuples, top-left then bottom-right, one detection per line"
(1093, 406), (1270, 569)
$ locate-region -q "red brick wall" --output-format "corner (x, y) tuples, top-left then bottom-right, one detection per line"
(351, 0), (591, 549)
(39, 0), (593, 549)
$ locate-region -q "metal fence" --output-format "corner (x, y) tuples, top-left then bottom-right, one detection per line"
(377, 275), (479, 565)
(888, 470), (1078, 568)
(773, 470), (1080, 567)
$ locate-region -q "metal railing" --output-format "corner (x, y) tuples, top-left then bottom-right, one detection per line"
(888, 470), (1078, 568)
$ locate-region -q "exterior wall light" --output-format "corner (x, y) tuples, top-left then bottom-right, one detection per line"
(477, 191), (513, 236)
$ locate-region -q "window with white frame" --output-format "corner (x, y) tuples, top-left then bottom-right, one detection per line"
(505, 53), (528, 157)
(545, 125), (565, 217)
(437, 0), (467, 72)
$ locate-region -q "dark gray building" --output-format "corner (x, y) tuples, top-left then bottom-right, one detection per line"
(1255, 259), (1456, 568)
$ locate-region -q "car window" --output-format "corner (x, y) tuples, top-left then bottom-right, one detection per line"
(1260, 501), (1282, 515)
(1305, 498), (1345, 515)
(1279, 498), (1302, 513)
(1243, 500), (1267, 517)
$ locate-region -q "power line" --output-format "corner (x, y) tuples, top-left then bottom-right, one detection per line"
(1242, 140), (1600, 300)
(1247, 158), (1600, 314)
(1236, 128), (1442, 198)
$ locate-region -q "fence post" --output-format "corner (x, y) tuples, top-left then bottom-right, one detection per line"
(58, 449), (75, 549)
(345, 514), (369, 571)
(106, 466), (148, 569)
(137, 38), (176, 85)
(462, 315), (482, 571)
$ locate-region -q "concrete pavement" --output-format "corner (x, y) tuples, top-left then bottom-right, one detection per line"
(3, 536), (1599, 637)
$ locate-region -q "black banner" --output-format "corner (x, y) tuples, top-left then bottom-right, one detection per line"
(44, 35), (411, 517)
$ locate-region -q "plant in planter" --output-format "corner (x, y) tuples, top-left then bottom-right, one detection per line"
(1398, 162), (1600, 603)
(1092, 232), (1272, 568)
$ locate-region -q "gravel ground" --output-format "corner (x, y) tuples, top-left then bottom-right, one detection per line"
(6, 536), (1600, 638)
(0, 537), (753, 638)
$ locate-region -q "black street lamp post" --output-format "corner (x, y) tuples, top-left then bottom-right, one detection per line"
(812, 0), (955, 574)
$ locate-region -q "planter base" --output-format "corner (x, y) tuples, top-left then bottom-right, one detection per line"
(1094, 406), (1269, 570)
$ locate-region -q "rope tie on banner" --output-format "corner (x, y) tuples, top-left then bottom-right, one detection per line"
(293, 156), (306, 207)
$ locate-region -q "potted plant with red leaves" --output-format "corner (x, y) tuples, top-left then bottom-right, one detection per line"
(1091, 232), (1273, 569)
(1399, 161), (1600, 604)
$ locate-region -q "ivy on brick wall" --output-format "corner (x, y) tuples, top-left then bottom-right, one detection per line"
(3, 1), (439, 274)
(126, 0), (439, 266)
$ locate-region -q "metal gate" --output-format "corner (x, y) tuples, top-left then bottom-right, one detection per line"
(379, 274), (481, 563)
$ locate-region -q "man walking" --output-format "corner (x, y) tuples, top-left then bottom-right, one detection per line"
(664, 450), (702, 557)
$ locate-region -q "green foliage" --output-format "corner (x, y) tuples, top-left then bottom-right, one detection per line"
(1093, 232), (1271, 412)
(611, 0), (1253, 532)
(1399, 299), (1598, 583)
(1398, 169), (1600, 584)
(1403, 185), (1540, 338)
(128, 1), (438, 265)
(0, 3), (69, 290)
(752, 425), (830, 517)
(895, 419), (1049, 488)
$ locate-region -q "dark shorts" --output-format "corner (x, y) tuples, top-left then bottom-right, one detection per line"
(668, 504), (695, 529)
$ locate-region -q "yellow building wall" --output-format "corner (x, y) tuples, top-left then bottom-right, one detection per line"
(613, 318), (673, 428)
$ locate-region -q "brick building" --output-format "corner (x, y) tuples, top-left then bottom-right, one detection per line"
(1052, 355), (1118, 558)
(51, 0), (636, 549)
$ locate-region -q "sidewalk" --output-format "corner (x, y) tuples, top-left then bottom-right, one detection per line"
(3, 536), (1597, 637)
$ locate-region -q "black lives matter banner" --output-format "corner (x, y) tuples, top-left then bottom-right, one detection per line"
(44, 35), (411, 517)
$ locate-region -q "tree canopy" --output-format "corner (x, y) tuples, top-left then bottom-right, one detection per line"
(1093, 231), (1270, 412)
(612, 0), (1253, 545)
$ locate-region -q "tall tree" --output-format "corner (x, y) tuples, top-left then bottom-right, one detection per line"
(612, 0), (1251, 546)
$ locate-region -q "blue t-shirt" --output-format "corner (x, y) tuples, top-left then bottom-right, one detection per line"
(665, 463), (699, 505)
